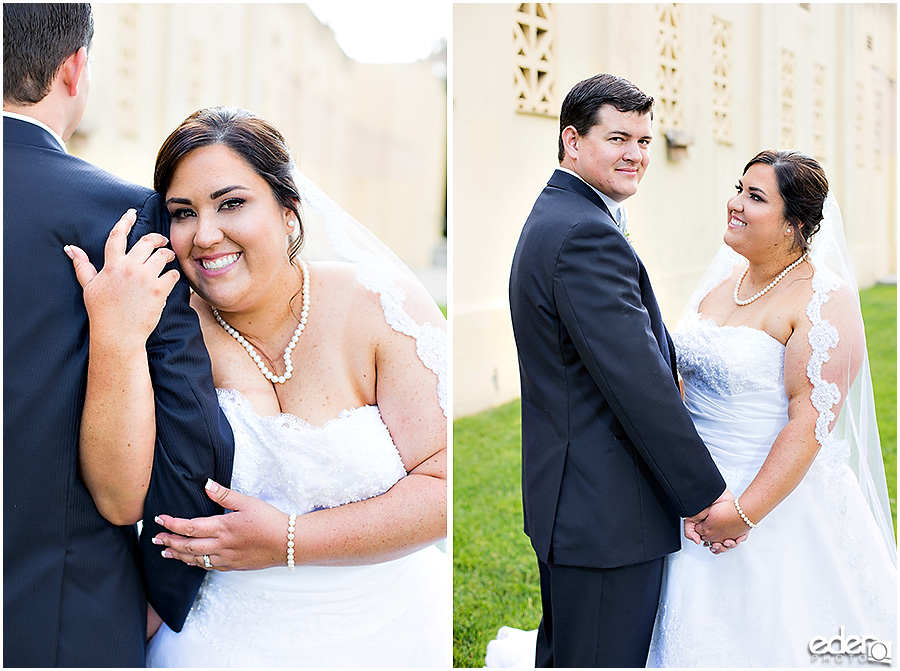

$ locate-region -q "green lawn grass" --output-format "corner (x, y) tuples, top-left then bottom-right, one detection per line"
(452, 284), (896, 668)
(860, 284), (897, 521)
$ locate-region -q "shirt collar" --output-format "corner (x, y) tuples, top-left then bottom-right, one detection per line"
(555, 167), (623, 221)
(3, 111), (68, 153)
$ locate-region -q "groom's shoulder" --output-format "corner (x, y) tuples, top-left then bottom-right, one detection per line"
(526, 185), (611, 235)
(62, 153), (155, 201)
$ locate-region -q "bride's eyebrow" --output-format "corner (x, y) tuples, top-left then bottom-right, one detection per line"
(210, 185), (248, 199)
(166, 196), (192, 206)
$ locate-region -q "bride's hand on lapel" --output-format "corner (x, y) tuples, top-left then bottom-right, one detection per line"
(65, 209), (179, 346)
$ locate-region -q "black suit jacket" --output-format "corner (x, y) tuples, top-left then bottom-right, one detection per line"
(509, 169), (725, 569)
(3, 116), (234, 667)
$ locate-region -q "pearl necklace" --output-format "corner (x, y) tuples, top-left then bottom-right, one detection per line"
(212, 258), (310, 384)
(733, 253), (807, 306)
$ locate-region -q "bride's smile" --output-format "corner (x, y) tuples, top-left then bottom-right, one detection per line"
(196, 251), (242, 275)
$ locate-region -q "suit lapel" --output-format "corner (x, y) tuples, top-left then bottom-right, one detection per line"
(548, 169), (676, 373)
(547, 169), (615, 223)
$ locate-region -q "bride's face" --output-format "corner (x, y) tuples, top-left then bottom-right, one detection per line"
(724, 163), (792, 260)
(165, 143), (296, 313)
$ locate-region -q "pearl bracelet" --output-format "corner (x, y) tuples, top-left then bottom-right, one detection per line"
(287, 513), (296, 571)
(733, 497), (758, 529)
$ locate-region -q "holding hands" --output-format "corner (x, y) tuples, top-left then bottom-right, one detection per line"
(684, 488), (750, 555)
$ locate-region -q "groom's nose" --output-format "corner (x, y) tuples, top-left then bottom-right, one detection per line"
(621, 141), (642, 162)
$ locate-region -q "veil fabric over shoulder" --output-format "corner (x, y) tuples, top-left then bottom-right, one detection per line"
(681, 192), (895, 560)
(293, 169), (448, 417)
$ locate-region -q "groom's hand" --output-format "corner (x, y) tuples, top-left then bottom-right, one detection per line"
(152, 479), (289, 571)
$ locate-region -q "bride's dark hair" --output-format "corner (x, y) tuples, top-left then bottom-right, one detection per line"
(743, 150), (828, 253)
(155, 106), (304, 260)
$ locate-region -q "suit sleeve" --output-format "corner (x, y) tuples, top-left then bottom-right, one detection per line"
(554, 219), (724, 517)
(132, 193), (235, 631)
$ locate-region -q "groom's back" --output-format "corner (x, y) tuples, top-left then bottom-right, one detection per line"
(3, 117), (153, 667)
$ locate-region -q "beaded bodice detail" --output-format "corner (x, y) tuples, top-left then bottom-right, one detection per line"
(218, 387), (407, 512)
(673, 314), (785, 397)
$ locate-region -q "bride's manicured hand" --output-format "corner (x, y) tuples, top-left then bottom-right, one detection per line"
(684, 515), (748, 555)
(694, 498), (750, 547)
(152, 479), (289, 571)
(65, 209), (179, 345)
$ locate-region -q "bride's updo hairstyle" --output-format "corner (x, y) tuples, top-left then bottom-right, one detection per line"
(155, 106), (305, 261)
(743, 150), (828, 254)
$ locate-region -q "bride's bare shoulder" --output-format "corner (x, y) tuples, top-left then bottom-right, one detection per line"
(309, 261), (386, 327)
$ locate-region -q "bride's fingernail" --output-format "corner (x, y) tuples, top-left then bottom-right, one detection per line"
(63, 245), (74, 259)
(161, 549), (172, 559)
(205, 478), (219, 493)
(151, 536), (163, 545)
(154, 515), (163, 525)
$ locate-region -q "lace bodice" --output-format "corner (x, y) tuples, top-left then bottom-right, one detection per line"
(217, 387), (407, 513)
(673, 313), (785, 396)
(147, 387), (449, 668)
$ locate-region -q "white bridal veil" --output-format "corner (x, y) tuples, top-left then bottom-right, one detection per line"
(292, 167), (448, 418)
(681, 191), (896, 561)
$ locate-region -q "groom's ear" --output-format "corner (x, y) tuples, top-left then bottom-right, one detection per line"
(59, 47), (88, 98)
(560, 126), (580, 162)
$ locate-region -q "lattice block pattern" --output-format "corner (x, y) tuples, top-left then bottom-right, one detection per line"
(115, 5), (139, 137)
(873, 87), (884, 170)
(513, 3), (557, 117)
(855, 82), (865, 167)
(812, 63), (826, 159)
(779, 49), (796, 149)
(711, 16), (733, 144)
(656, 3), (685, 131)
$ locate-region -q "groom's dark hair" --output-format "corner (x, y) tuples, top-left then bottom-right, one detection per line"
(558, 74), (654, 161)
(3, 3), (94, 105)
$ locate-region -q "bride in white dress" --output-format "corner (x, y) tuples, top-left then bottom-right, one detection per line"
(647, 150), (896, 666)
(68, 107), (449, 667)
(486, 151), (895, 667)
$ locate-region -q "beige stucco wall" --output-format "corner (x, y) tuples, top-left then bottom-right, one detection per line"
(70, 3), (446, 280)
(453, 3), (896, 418)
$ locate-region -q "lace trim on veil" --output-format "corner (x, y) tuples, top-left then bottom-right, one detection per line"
(683, 247), (846, 454)
(295, 171), (448, 417)
(805, 268), (842, 447)
(680, 192), (895, 566)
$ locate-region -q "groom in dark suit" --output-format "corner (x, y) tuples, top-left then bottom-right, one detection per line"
(3, 4), (234, 666)
(509, 73), (731, 667)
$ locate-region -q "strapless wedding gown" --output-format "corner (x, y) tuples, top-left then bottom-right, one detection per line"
(485, 311), (896, 668)
(647, 312), (896, 667)
(147, 388), (449, 668)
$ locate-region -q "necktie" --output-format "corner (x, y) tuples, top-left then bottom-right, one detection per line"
(614, 207), (627, 234)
